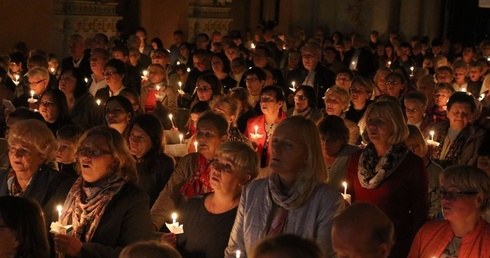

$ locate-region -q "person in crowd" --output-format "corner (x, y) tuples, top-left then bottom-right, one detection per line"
(250, 234), (324, 258)
(110, 45), (142, 94)
(286, 85), (322, 122)
(183, 49), (212, 95)
(281, 49), (302, 80)
(323, 86), (360, 145)
(177, 42), (193, 68)
(417, 74), (437, 111)
(322, 46), (345, 75)
(332, 203), (395, 258)
(61, 34), (92, 78)
(435, 66), (454, 84)
(334, 68), (354, 92)
(317, 115), (360, 190)
(406, 125), (443, 219)
(14, 67), (51, 108)
(150, 38), (165, 50)
(54, 126), (152, 258)
(211, 53), (237, 93)
(385, 71), (407, 102)
(372, 67), (391, 99)
(1, 119), (72, 224)
(345, 76), (374, 123)
(230, 57), (247, 88)
(190, 73), (223, 108)
(95, 58), (127, 104)
(127, 114), (175, 207)
(150, 112), (228, 231)
(343, 34), (376, 77)
(229, 87), (257, 134)
(119, 88), (142, 115)
(428, 92), (485, 168)
(183, 101), (211, 139)
(345, 100), (429, 257)
(120, 241), (182, 258)
(226, 116), (344, 257)
(38, 88), (72, 135)
(104, 96), (134, 137)
(408, 165), (490, 257)
(404, 90), (430, 131)
(56, 124), (84, 179)
(149, 48), (180, 91)
(0, 196), (50, 258)
(245, 86), (287, 169)
(162, 141), (258, 258)
(467, 60), (484, 96)
(212, 96), (250, 145)
(87, 48), (110, 96)
(244, 67), (267, 115)
(59, 67), (103, 131)
(452, 59), (469, 92)
(135, 27), (153, 56)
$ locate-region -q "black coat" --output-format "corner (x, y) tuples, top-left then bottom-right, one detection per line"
(286, 64), (335, 108)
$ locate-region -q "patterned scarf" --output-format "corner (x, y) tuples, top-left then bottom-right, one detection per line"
(179, 153), (213, 200)
(292, 107), (313, 118)
(358, 142), (409, 189)
(430, 121), (471, 168)
(7, 169), (34, 196)
(61, 174), (125, 242)
(268, 172), (317, 210)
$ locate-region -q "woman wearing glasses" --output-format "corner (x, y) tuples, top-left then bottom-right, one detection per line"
(54, 126), (152, 258)
(38, 88), (72, 135)
(161, 141), (258, 258)
(408, 165), (490, 257)
(94, 58), (127, 105)
(286, 86), (322, 123)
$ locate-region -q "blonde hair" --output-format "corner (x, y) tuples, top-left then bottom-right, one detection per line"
(26, 66), (49, 81)
(324, 86), (351, 112)
(78, 126), (137, 183)
(215, 141), (259, 181)
(213, 96), (239, 127)
(360, 100), (409, 145)
(119, 241), (182, 258)
(7, 119), (58, 165)
(440, 165), (490, 212)
(406, 124), (428, 156)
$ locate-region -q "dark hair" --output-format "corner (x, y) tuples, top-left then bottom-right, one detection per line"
(447, 92), (477, 113)
(336, 68), (354, 80)
(111, 45), (129, 57)
(135, 27), (147, 36)
(150, 38), (164, 49)
(190, 101), (211, 114)
(105, 58), (127, 76)
(174, 30), (184, 36)
(197, 111), (229, 137)
(261, 85), (285, 102)
(229, 87), (252, 111)
(56, 124), (84, 143)
(59, 67), (88, 99)
(251, 234), (323, 258)
(40, 88), (70, 123)
(317, 115), (349, 144)
(7, 107), (44, 122)
(0, 196), (49, 258)
(211, 53), (231, 73)
(104, 96), (135, 137)
(295, 85), (317, 107)
(128, 114), (165, 159)
(197, 73), (223, 96)
(244, 67), (266, 81)
(255, 45), (272, 57)
(27, 54), (48, 68)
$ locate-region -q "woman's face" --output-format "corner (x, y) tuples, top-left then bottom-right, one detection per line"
(366, 114), (394, 147)
(0, 216), (18, 258)
(324, 92), (345, 116)
(196, 79), (213, 102)
(260, 91), (283, 116)
(269, 124), (308, 179)
(211, 56), (224, 73)
(294, 90), (309, 112)
(385, 46), (393, 57)
(104, 66), (123, 87)
(350, 82), (370, 107)
(129, 124), (153, 159)
(210, 155), (247, 195)
(385, 76), (404, 98)
(58, 72), (76, 96)
(8, 141), (45, 175)
(434, 89), (451, 108)
(28, 74), (48, 96)
(375, 72), (388, 93)
(196, 120), (225, 160)
(105, 100), (131, 131)
(148, 66), (165, 84)
(78, 134), (116, 183)
(39, 94), (60, 123)
(180, 46), (190, 58)
(439, 181), (482, 223)
(335, 73), (352, 91)
(56, 138), (77, 164)
(447, 102), (473, 130)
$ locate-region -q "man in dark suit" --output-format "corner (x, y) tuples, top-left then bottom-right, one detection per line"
(343, 34), (377, 78)
(61, 34), (92, 79)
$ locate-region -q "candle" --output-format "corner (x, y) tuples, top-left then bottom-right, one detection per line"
(178, 81), (182, 90)
(342, 181), (347, 195)
(96, 99), (101, 106)
(351, 61), (356, 66)
(187, 67), (191, 73)
(57, 205), (62, 222)
(461, 87), (467, 92)
(251, 43), (256, 49)
(479, 93), (485, 101)
(179, 134), (183, 144)
(171, 212), (177, 224)
(176, 61), (181, 65)
(156, 85), (160, 91)
(169, 114), (175, 127)
(84, 77), (88, 83)
(235, 250), (241, 258)
(254, 125), (258, 135)
(410, 66), (414, 76)
(388, 61), (391, 66)
(143, 70), (148, 77)
(14, 74), (19, 81)
(292, 81), (296, 89)
(30, 90), (34, 99)
(430, 131), (434, 141)
(50, 67), (55, 73)
(194, 141), (198, 152)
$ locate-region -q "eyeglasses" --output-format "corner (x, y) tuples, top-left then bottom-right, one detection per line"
(103, 71), (118, 77)
(405, 108), (420, 114)
(77, 147), (112, 157)
(245, 77), (260, 82)
(437, 188), (478, 201)
(294, 95), (308, 101)
(385, 80), (401, 85)
(28, 79), (46, 86)
(323, 98), (342, 105)
(39, 101), (55, 107)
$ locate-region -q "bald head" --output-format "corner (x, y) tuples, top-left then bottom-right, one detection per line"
(332, 203), (394, 258)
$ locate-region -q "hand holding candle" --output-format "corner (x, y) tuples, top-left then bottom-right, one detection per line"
(165, 212), (184, 234)
(250, 125), (263, 140)
(28, 90), (37, 104)
(169, 114), (175, 127)
(179, 134), (183, 144)
(341, 181), (351, 205)
(235, 250), (241, 258)
(50, 204), (72, 234)
(427, 130), (440, 147)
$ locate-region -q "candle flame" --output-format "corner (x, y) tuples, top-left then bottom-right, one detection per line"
(57, 205), (62, 213)
(171, 212), (177, 221)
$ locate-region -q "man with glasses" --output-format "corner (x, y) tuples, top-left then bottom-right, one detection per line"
(61, 34), (92, 79)
(244, 67), (267, 115)
(404, 90), (430, 131)
(183, 49), (211, 96)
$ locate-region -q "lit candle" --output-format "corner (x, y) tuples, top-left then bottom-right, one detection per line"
(194, 141), (198, 152)
(480, 93), (485, 101)
(388, 61), (391, 67)
(251, 43), (256, 49)
(30, 90), (34, 99)
(156, 85), (160, 91)
(179, 134), (183, 144)
(235, 250), (241, 258)
(169, 114), (175, 127)
(176, 61), (181, 65)
(143, 70), (148, 77)
(430, 130), (435, 141)
(84, 77), (88, 83)
(96, 99), (101, 106)
(178, 81), (182, 90)
(57, 205), (62, 222)
(187, 67), (191, 73)
(254, 125), (258, 135)
(342, 181), (347, 195)
(50, 67), (55, 73)
(461, 87), (467, 92)
(410, 66), (414, 76)
(171, 212), (178, 224)
(351, 61), (356, 66)
(292, 81), (296, 89)
(14, 74), (19, 82)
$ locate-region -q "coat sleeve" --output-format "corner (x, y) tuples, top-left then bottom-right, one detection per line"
(316, 193), (345, 258)
(224, 183), (248, 258)
(150, 154), (194, 230)
(409, 156), (429, 238)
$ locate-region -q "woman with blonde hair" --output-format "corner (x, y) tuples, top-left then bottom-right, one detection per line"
(372, 67), (392, 99)
(345, 100), (429, 257)
(54, 126), (152, 258)
(323, 86), (360, 144)
(226, 116), (344, 257)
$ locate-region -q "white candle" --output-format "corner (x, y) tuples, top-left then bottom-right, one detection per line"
(50, 67), (55, 73)
(388, 61), (391, 66)
(351, 61), (356, 66)
(143, 70), (148, 77)
(291, 81), (296, 89)
(479, 93), (485, 101)
(410, 66), (414, 76)
(179, 134), (183, 144)
(171, 212), (177, 224)
(57, 205), (62, 222)
(176, 61), (180, 65)
(14, 74), (20, 81)
(430, 131), (435, 141)
(194, 141), (198, 152)
(169, 114), (175, 127)
(461, 87), (467, 92)
(84, 77), (88, 83)
(342, 181), (347, 195)
(187, 67), (191, 73)
(30, 90), (35, 99)
(251, 43), (256, 49)
(178, 81), (182, 89)
(235, 250), (241, 258)
(96, 99), (101, 106)
(254, 125), (258, 135)
(156, 85), (160, 91)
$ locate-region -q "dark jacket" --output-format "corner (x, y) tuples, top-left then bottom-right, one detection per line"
(287, 64), (335, 108)
(70, 93), (104, 131)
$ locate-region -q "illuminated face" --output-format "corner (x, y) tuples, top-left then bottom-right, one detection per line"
(196, 79), (213, 102)
(404, 99), (425, 125)
(446, 102), (473, 130)
(129, 124), (153, 159)
(56, 138), (77, 164)
(28, 74), (48, 96)
(78, 134), (116, 183)
(39, 94), (60, 123)
(453, 68), (467, 84)
(366, 115), (394, 147)
(302, 49), (320, 71)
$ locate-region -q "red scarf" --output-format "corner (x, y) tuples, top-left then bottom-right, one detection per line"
(179, 154), (213, 199)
